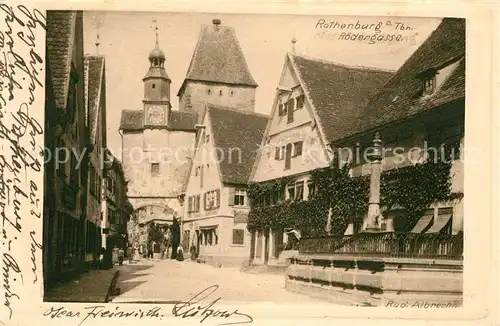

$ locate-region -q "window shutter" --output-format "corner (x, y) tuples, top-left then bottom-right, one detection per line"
(228, 187), (235, 206)
(203, 192), (207, 211)
(275, 147), (280, 160)
(215, 189), (221, 208)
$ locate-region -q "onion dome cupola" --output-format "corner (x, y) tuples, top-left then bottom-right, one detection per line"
(143, 21), (171, 104)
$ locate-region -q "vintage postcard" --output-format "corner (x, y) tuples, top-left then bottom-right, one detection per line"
(0, 1), (497, 326)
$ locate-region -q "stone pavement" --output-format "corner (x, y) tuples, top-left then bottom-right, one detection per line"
(111, 259), (327, 304)
(44, 267), (118, 302)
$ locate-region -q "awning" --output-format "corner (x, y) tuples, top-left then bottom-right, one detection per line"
(410, 210), (434, 233)
(426, 213), (452, 234)
(199, 225), (218, 230)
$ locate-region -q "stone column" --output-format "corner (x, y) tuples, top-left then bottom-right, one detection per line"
(365, 132), (382, 232)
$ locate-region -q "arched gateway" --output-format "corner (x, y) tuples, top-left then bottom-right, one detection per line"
(126, 200), (180, 254)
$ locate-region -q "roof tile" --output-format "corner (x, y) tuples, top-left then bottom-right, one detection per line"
(179, 23), (257, 95)
(46, 11), (75, 110)
(347, 18), (465, 139)
(208, 106), (269, 185)
(290, 53), (393, 143)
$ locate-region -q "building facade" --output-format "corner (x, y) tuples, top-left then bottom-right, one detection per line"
(44, 11), (89, 285)
(119, 33), (198, 251)
(105, 155), (133, 250)
(182, 105), (268, 267)
(83, 54), (107, 265)
(177, 19), (258, 120)
(332, 17), (465, 235)
(248, 52), (392, 265)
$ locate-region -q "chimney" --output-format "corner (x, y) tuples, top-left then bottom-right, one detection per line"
(213, 18), (221, 26)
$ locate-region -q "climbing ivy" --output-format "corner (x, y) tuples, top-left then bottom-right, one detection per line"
(247, 157), (463, 234)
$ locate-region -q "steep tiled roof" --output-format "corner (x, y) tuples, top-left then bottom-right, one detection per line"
(46, 11), (76, 110)
(289, 53), (393, 143)
(178, 22), (257, 95)
(208, 106), (269, 185)
(84, 55), (105, 142)
(119, 109), (197, 131)
(120, 110), (144, 131)
(169, 111), (198, 131)
(346, 18), (465, 140)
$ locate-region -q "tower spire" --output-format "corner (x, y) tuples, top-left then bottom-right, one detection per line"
(95, 34), (100, 54)
(291, 33), (297, 53)
(153, 19), (159, 48)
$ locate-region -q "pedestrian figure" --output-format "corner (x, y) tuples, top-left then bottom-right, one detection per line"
(176, 244), (184, 261)
(160, 241), (166, 259)
(127, 245), (133, 263)
(118, 247), (124, 266)
(112, 245), (119, 265)
(165, 228), (172, 259)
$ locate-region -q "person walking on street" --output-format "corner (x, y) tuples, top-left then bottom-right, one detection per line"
(118, 247), (124, 266)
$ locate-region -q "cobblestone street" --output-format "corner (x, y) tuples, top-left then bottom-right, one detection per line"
(111, 260), (324, 304)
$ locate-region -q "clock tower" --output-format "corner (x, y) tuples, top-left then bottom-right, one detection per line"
(143, 24), (171, 127)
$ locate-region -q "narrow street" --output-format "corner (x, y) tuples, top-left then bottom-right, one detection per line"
(111, 260), (324, 304)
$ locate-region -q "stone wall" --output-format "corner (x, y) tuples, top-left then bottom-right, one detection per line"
(285, 255), (463, 307)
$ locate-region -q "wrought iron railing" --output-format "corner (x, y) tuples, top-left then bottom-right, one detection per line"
(299, 232), (463, 260)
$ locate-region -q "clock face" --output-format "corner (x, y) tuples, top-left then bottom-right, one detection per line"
(147, 106), (165, 124)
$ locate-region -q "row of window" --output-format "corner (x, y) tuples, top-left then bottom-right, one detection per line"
(187, 188), (248, 213)
(278, 94), (305, 123)
(275, 141), (303, 160)
(257, 180), (315, 206)
(206, 88), (236, 96)
(196, 228), (245, 246)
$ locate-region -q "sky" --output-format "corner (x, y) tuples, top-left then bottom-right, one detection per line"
(82, 12), (442, 155)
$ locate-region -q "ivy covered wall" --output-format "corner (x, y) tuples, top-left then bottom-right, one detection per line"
(247, 157), (463, 235)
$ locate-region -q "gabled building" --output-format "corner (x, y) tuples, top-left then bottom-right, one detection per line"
(177, 19), (258, 119)
(248, 52), (393, 265)
(119, 32), (198, 252)
(44, 10), (88, 286)
(83, 54), (107, 265)
(182, 105), (268, 267)
(333, 17), (465, 235)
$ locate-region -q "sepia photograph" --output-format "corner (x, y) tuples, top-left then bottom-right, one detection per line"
(40, 10), (465, 309)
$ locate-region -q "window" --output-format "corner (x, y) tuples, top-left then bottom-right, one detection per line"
(151, 163), (160, 176)
(205, 190), (220, 210)
(152, 84), (156, 89)
(219, 90), (223, 96)
(205, 134), (210, 143)
(230, 90), (234, 96)
(275, 147), (280, 160)
(89, 166), (96, 196)
(293, 141), (303, 157)
(195, 166), (199, 176)
(307, 180), (315, 199)
(207, 88), (211, 95)
(296, 94), (305, 109)
(287, 101), (294, 123)
(232, 229), (244, 245)
(422, 75), (436, 95)
(70, 155), (78, 186)
(190, 195), (200, 212)
(234, 188), (246, 206)
(295, 181), (304, 201)
(67, 75), (77, 123)
(287, 185), (295, 201)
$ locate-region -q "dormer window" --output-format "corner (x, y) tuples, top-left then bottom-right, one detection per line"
(422, 75), (436, 95)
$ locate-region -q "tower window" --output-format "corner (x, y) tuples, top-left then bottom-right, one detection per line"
(151, 163), (160, 176)
(219, 90), (223, 96)
(152, 84), (156, 89)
